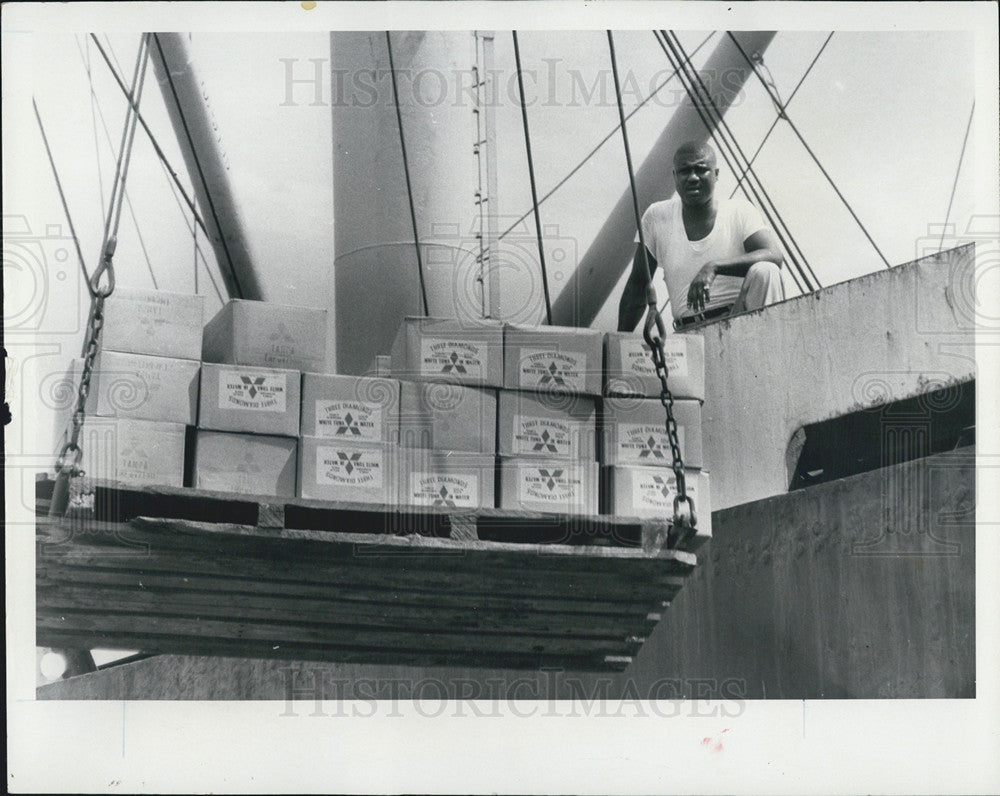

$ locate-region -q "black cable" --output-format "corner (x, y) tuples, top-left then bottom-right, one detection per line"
(727, 31), (892, 270)
(150, 32), (244, 298)
(939, 99), (975, 253)
(730, 32), (834, 199)
(653, 31), (809, 294)
(498, 32), (717, 243)
(512, 32), (553, 325)
(663, 31), (819, 291)
(385, 31), (430, 317)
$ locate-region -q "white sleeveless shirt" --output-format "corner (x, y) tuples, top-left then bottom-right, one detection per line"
(640, 197), (767, 320)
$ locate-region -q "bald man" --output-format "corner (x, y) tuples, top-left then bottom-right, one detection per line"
(618, 142), (785, 332)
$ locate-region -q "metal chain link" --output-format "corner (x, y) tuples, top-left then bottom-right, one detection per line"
(643, 300), (697, 544)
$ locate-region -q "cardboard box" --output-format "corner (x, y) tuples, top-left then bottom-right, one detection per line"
(199, 363), (300, 436)
(83, 351), (199, 424)
(498, 456), (599, 515)
(601, 465), (711, 549)
(503, 324), (604, 396)
(600, 396), (703, 469)
(78, 417), (187, 488)
(389, 316), (504, 387)
(194, 430), (297, 497)
(101, 286), (204, 360)
(604, 331), (705, 401)
(497, 390), (596, 460)
(398, 449), (495, 509)
(298, 437), (398, 505)
(398, 381), (497, 453)
(301, 373), (399, 442)
(202, 299), (327, 372)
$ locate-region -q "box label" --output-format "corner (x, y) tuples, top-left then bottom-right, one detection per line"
(219, 371), (287, 412)
(264, 322), (300, 366)
(633, 472), (698, 512)
(409, 472), (479, 508)
(519, 348), (586, 392)
(117, 438), (154, 482)
(512, 415), (575, 457)
(315, 400), (383, 440)
(518, 465), (584, 505)
(617, 423), (685, 463)
(621, 337), (689, 380)
(316, 445), (384, 488)
(420, 339), (487, 379)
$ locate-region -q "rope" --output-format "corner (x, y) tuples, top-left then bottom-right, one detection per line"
(726, 32), (892, 270)
(512, 32), (553, 325)
(498, 32), (717, 244)
(385, 31), (430, 316)
(32, 99), (92, 286)
(730, 32), (834, 199)
(78, 36), (107, 215)
(939, 99), (975, 253)
(150, 32), (245, 298)
(655, 31), (814, 294)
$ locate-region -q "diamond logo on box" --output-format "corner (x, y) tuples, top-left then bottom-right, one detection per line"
(513, 416), (572, 456)
(315, 400), (381, 440)
(519, 349), (586, 392)
(520, 466), (581, 502)
(619, 423), (685, 462)
(266, 322), (297, 365)
(219, 371), (287, 412)
(634, 472), (697, 510)
(420, 339), (486, 379)
(317, 446), (383, 487)
(410, 473), (478, 508)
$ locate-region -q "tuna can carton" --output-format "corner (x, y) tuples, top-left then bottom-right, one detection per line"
(78, 417), (187, 488)
(604, 332), (705, 401)
(202, 299), (328, 372)
(194, 430), (297, 497)
(199, 363), (300, 436)
(389, 316), (504, 387)
(497, 390), (597, 461)
(503, 324), (604, 396)
(601, 466), (711, 549)
(80, 351), (199, 424)
(498, 457), (599, 515)
(398, 381), (497, 453)
(300, 373), (399, 442)
(298, 437), (398, 505)
(601, 396), (703, 469)
(398, 449), (495, 510)
(101, 286), (204, 360)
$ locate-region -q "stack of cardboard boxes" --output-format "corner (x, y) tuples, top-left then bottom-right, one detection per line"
(62, 293), (709, 530)
(195, 300), (325, 497)
(601, 332), (711, 542)
(69, 287), (203, 487)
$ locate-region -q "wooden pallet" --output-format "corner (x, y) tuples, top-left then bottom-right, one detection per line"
(36, 476), (696, 671)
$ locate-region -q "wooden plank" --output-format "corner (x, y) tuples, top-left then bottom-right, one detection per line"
(36, 611), (645, 659)
(43, 477), (676, 551)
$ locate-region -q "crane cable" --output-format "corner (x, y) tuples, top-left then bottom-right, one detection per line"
(726, 31), (892, 270)
(385, 31), (431, 316)
(512, 32), (554, 325)
(49, 33), (151, 518)
(658, 30), (819, 293)
(939, 99), (975, 253)
(653, 32), (811, 295)
(607, 30), (696, 542)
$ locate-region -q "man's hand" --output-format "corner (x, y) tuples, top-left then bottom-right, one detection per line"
(687, 263), (717, 313)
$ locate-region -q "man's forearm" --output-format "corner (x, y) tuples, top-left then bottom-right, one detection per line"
(710, 248), (783, 278)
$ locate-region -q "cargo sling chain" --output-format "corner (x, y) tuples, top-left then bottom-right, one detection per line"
(607, 31), (696, 543)
(49, 33), (151, 518)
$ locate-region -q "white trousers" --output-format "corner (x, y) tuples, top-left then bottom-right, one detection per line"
(730, 261), (785, 315)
